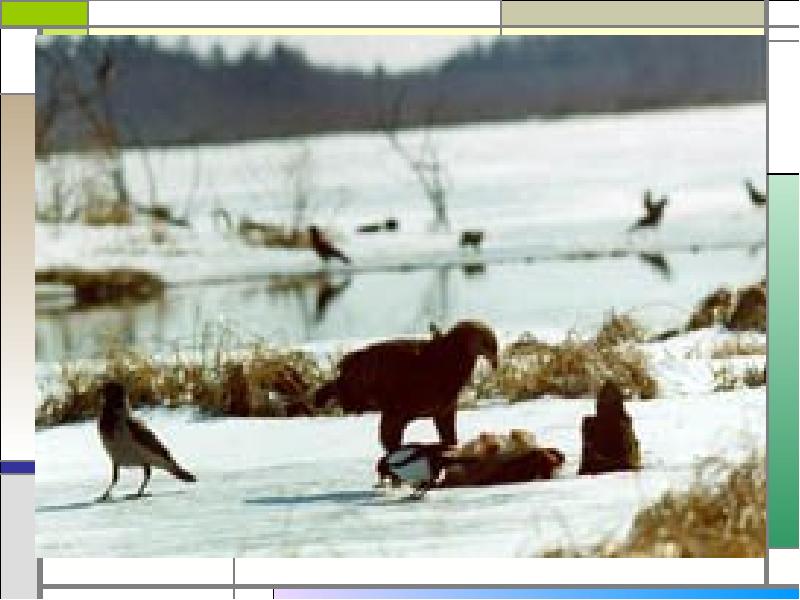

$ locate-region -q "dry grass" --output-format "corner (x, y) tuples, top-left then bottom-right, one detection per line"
(472, 330), (656, 402)
(36, 342), (333, 428)
(713, 363), (766, 392)
(35, 268), (164, 307)
(594, 312), (647, 347)
(710, 337), (766, 359)
(82, 197), (133, 226)
(688, 279), (766, 333)
(237, 218), (312, 249)
(544, 452), (765, 557)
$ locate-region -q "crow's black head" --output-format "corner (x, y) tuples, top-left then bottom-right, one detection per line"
(100, 380), (127, 414)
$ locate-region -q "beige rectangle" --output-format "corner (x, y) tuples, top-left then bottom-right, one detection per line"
(0, 95), (35, 460)
(504, 27), (763, 36)
(502, 1), (764, 27)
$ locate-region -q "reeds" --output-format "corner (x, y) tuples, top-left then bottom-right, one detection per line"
(35, 268), (164, 307)
(710, 337), (766, 359)
(473, 317), (657, 402)
(606, 453), (765, 557)
(544, 452), (766, 557)
(713, 364), (766, 392)
(36, 342), (332, 428)
(687, 279), (766, 333)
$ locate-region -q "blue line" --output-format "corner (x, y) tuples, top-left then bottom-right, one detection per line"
(275, 590), (799, 600)
(0, 461), (35, 474)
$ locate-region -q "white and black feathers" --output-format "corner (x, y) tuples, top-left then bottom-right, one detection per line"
(376, 443), (457, 499)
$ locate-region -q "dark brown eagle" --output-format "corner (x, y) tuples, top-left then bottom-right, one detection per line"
(314, 320), (498, 451)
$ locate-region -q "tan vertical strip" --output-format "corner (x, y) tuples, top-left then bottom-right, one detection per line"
(0, 95), (35, 460)
(501, 1), (765, 27)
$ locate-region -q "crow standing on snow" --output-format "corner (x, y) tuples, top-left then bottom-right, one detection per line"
(629, 190), (668, 231)
(97, 381), (196, 500)
(744, 179), (766, 207)
(309, 225), (351, 264)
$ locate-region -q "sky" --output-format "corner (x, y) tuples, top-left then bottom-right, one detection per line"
(164, 35), (483, 71)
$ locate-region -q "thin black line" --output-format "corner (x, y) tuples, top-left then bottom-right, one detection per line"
(768, 39), (800, 42)
(233, 558), (236, 599)
(767, 172), (800, 175)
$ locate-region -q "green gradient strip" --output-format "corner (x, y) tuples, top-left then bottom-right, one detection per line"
(2, 2), (87, 26)
(768, 174), (799, 549)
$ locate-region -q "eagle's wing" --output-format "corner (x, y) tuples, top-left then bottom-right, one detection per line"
(127, 416), (173, 462)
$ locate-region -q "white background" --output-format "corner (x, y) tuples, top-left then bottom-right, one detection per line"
(0, 0), (797, 594)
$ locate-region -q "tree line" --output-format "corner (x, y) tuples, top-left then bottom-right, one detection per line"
(35, 35), (765, 153)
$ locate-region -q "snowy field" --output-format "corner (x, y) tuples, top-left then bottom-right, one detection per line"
(35, 104), (766, 557)
(35, 392), (764, 558)
(35, 330), (766, 558)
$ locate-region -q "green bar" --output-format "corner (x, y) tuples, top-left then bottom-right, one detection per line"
(2, 2), (88, 27)
(768, 174), (799, 549)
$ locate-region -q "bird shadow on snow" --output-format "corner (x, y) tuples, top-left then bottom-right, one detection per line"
(245, 489), (380, 507)
(36, 490), (187, 513)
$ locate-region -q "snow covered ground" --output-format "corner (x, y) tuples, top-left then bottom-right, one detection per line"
(36, 347), (765, 557)
(34, 104), (766, 557)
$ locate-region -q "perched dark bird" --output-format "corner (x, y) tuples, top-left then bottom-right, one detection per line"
(459, 230), (484, 249)
(309, 225), (351, 264)
(314, 320), (498, 451)
(744, 179), (766, 206)
(629, 190), (668, 231)
(578, 380), (641, 475)
(97, 381), (196, 500)
(356, 218), (399, 234)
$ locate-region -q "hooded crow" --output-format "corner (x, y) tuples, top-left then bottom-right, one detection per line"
(97, 381), (196, 500)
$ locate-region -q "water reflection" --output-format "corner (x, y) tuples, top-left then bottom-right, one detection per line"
(637, 252), (672, 281)
(35, 248), (765, 363)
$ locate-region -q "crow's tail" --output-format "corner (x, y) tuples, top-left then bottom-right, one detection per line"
(335, 250), (351, 264)
(170, 463), (197, 483)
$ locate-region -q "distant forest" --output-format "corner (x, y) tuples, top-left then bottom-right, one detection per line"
(35, 35), (765, 152)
